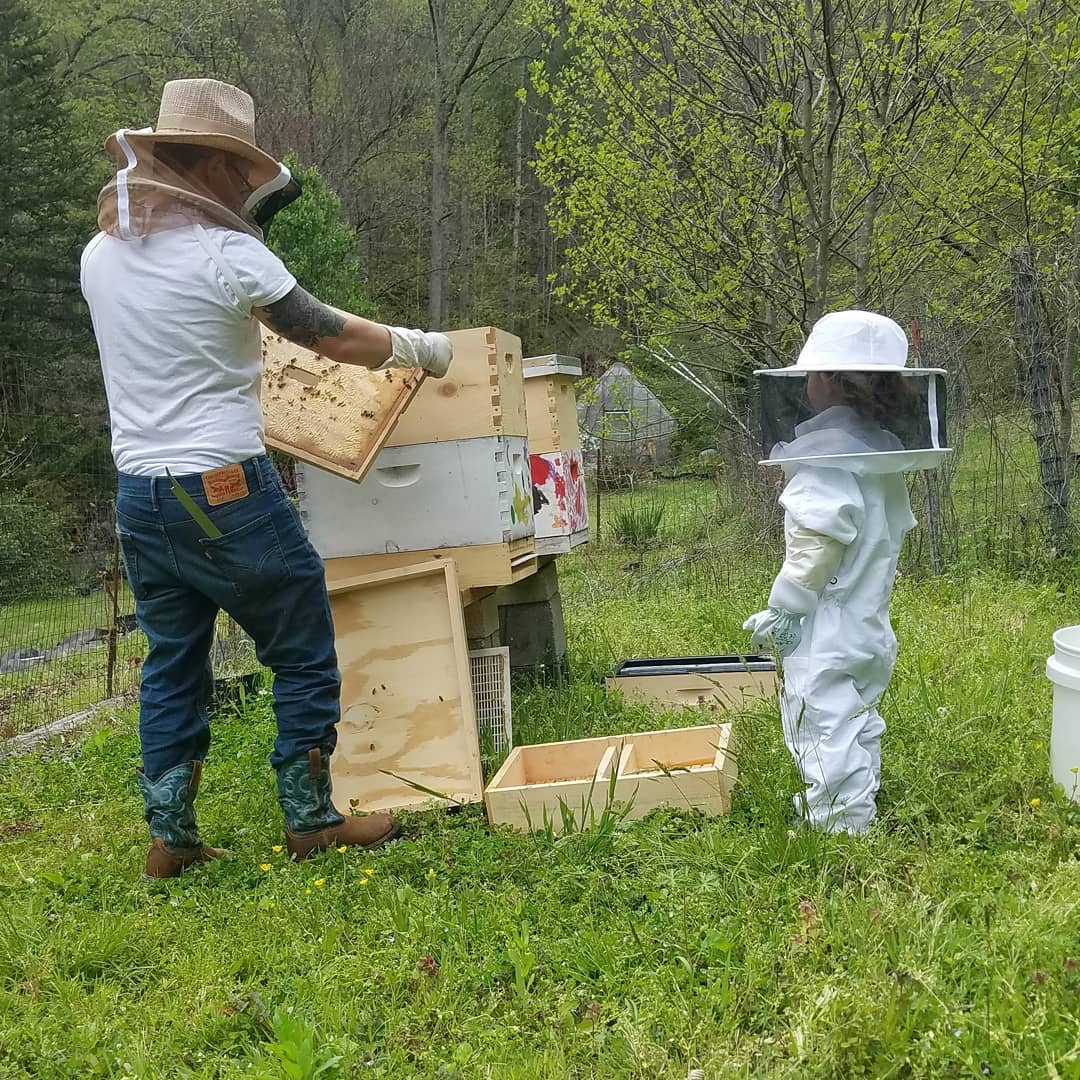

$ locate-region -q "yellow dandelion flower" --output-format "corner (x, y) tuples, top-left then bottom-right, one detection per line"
(337, 845), (348, 854)
(314, 878), (326, 887)
(1030, 797), (1041, 808)
(359, 877), (370, 887)
(362, 867), (375, 876)
(271, 845), (283, 854)
(426, 868), (437, 879)
(259, 863), (272, 872)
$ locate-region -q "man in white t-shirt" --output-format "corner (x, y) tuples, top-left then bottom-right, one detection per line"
(81, 79), (453, 878)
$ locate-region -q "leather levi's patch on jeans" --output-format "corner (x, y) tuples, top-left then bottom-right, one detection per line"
(201, 463), (249, 506)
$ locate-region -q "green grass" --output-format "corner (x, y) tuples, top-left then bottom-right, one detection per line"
(2, 550), (1080, 1077)
(0, 590), (143, 734)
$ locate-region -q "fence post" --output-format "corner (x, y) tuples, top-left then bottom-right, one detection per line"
(105, 534), (120, 698)
(594, 438), (602, 541)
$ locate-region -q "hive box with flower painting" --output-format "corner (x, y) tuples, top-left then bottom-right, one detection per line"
(522, 354), (589, 555)
(300, 327), (537, 591)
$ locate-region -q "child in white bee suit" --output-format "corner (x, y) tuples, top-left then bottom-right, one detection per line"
(744, 311), (949, 833)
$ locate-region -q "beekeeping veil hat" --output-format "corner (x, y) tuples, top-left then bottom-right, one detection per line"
(97, 79), (301, 241)
(754, 310), (950, 473)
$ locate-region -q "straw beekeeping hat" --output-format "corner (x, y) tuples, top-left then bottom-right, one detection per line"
(97, 79), (298, 240)
(104, 79), (280, 188)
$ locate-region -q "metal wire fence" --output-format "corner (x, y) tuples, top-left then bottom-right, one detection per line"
(0, 373), (256, 738)
(0, 354), (1069, 737)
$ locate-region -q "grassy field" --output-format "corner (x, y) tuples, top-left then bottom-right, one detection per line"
(2, 519), (1080, 1077)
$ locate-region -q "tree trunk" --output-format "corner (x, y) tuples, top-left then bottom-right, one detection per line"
(428, 0), (449, 330)
(511, 59), (526, 275)
(854, 183), (879, 307)
(429, 99), (450, 330)
(1011, 247), (1070, 549)
(459, 88), (473, 321)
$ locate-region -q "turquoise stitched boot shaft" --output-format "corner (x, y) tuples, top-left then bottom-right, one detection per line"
(275, 746), (345, 834)
(136, 760), (224, 877)
(137, 761), (205, 849)
(274, 747), (401, 860)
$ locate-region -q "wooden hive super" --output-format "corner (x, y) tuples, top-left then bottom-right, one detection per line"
(328, 561), (485, 813)
(318, 326), (537, 591)
(523, 354), (588, 556)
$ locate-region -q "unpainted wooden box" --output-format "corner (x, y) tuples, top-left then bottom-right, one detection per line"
(386, 327), (526, 447)
(484, 724), (736, 832)
(297, 435), (534, 558)
(260, 328), (421, 481)
(606, 656), (777, 712)
(328, 561), (484, 813)
(523, 354), (583, 456)
(323, 538), (537, 594)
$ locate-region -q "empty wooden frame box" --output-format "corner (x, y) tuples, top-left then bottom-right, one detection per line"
(523, 354), (589, 556)
(316, 327), (538, 591)
(485, 724), (736, 832)
(327, 561), (484, 814)
(606, 655), (778, 712)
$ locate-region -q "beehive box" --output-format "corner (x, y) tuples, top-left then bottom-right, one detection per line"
(385, 327), (526, 447)
(297, 435), (534, 558)
(323, 539), (537, 594)
(328, 561), (485, 813)
(260, 328), (422, 481)
(485, 724), (736, 832)
(606, 655), (778, 712)
(523, 355), (588, 554)
(531, 450), (588, 555)
(523, 354), (583, 455)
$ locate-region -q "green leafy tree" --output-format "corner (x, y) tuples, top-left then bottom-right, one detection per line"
(0, 0), (92, 402)
(266, 154), (376, 318)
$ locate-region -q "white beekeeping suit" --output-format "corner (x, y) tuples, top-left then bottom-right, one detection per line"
(744, 311), (949, 834)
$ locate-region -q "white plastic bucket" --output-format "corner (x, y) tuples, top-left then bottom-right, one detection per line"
(1045, 626), (1080, 801)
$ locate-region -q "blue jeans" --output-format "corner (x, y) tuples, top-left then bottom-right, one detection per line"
(115, 455), (341, 780)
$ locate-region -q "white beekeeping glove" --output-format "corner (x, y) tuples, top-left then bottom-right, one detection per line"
(743, 524), (848, 657)
(381, 327), (453, 378)
(743, 608), (805, 656)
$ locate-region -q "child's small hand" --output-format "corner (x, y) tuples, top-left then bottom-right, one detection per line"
(743, 608), (803, 656)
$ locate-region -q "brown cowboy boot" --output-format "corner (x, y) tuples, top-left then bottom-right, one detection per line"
(275, 747), (401, 860)
(136, 761), (226, 879)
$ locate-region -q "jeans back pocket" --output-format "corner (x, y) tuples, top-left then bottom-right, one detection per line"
(197, 513), (292, 599)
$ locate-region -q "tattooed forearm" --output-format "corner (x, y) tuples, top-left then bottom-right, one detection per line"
(258, 286), (346, 348)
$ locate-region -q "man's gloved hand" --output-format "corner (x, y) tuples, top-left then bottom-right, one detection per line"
(382, 327), (454, 378)
(743, 607), (804, 656)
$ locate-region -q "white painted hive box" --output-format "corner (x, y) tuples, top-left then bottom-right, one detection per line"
(297, 435), (534, 558)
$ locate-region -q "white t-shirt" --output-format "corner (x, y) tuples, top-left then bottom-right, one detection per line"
(80, 224), (296, 476)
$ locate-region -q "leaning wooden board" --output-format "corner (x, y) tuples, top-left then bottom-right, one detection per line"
(260, 328), (423, 481)
(327, 561), (484, 813)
